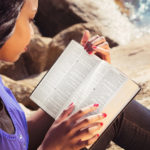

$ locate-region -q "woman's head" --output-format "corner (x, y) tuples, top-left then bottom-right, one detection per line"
(0, 0), (38, 62)
(0, 0), (24, 48)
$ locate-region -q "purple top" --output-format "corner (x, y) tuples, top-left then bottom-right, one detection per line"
(0, 77), (29, 150)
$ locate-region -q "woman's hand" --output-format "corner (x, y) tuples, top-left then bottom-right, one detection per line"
(80, 30), (111, 64)
(38, 103), (107, 150)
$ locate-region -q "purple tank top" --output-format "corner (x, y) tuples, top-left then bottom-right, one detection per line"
(0, 77), (29, 150)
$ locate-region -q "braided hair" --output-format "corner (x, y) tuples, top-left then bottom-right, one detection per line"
(0, 0), (25, 48)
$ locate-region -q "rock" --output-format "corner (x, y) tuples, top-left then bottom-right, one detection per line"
(114, 0), (130, 16)
(107, 142), (123, 150)
(22, 35), (52, 74)
(31, 22), (41, 36)
(111, 34), (150, 106)
(0, 57), (29, 80)
(21, 71), (46, 88)
(111, 34), (150, 83)
(36, 0), (139, 45)
(135, 81), (150, 107)
(35, 0), (83, 37)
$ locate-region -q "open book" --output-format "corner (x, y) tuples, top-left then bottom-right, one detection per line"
(30, 40), (140, 149)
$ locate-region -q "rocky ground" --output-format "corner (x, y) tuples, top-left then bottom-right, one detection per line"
(1, 0), (150, 149)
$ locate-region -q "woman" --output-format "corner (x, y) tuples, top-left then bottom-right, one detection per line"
(0, 0), (150, 150)
(0, 0), (109, 150)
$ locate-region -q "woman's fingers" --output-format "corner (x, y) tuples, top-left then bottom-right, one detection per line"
(76, 134), (100, 149)
(56, 103), (75, 123)
(83, 33), (111, 63)
(74, 123), (102, 141)
(88, 35), (99, 43)
(80, 30), (91, 47)
(93, 42), (111, 63)
(70, 113), (107, 135)
(91, 36), (106, 46)
(89, 41), (111, 63)
(84, 35), (99, 51)
(85, 35), (105, 51)
(69, 104), (99, 123)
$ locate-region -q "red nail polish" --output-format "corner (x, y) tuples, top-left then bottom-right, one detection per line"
(97, 134), (100, 137)
(84, 46), (87, 50)
(102, 113), (107, 118)
(84, 41), (90, 49)
(93, 104), (99, 107)
(88, 51), (93, 55)
(92, 46), (97, 49)
(100, 122), (103, 126)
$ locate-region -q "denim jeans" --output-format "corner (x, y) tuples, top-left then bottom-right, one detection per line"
(84, 100), (150, 150)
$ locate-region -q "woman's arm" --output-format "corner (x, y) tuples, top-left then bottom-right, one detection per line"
(38, 103), (106, 150)
(27, 108), (55, 150)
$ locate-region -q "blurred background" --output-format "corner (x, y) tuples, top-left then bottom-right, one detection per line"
(0, 1), (150, 149)
(122, 0), (150, 34)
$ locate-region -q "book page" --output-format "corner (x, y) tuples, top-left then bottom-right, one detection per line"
(30, 40), (102, 118)
(67, 61), (128, 114)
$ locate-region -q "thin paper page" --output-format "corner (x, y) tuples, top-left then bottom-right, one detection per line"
(77, 61), (128, 113)
(30, 40), (102, 118)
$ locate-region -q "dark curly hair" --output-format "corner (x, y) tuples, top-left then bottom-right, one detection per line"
(0, 0), (25, 48)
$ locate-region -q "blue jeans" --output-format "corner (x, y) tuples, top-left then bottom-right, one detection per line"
(89, 100), (150, 150)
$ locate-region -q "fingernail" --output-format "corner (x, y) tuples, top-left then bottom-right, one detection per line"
(93, 104), (99, 107)
(102, 113), (107, 118)
(84, 41), (90, 49)
(69, 102), (74, 107)
(88, 50), (93, 55)
(92, 46), (97, 49)
(84, 46), (87, 50)
(97, 134), (100, 137)
(100, 122), (103, 126)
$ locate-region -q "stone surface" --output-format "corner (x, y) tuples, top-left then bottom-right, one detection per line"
(114, 0), (130, 16)
(22, 35), (52, 74)
(111, 34), (150, 107)
(31, 22), (41, 36)
(35, 0), (83, 37)
(21, 71), (46, 88)
(107, 142), (123, 150)
(111, 34), (150, 84)
(36, 0), (140, 45)
(0, 57), (29, 80)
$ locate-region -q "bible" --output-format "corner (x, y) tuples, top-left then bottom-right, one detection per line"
(30, 40), (140, 149)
